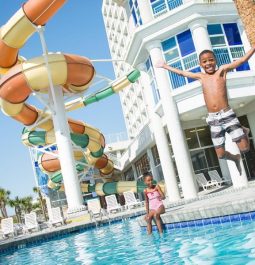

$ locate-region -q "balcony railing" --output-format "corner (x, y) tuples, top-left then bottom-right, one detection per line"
(152, 0), (183, 18)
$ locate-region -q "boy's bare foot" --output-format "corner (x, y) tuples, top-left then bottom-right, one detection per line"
(234, 154), (242, 175)
(242, 126), (250, 140)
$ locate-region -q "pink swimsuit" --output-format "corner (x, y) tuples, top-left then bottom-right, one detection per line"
(146, 189), (163, 211)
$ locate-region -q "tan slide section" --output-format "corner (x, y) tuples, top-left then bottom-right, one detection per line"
(0, 53), (95, 125)
(0, 0), (66, 71)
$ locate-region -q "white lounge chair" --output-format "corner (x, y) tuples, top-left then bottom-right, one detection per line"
(123, 191), (142, 210)
(208, 170), (229, 187)
(105, 195), (122, 214)
(24, 212), (40, 232)
(195, 173), (218, 191)
(1, 217), (14, 238)
(87, 198), (109, 223)
(48, 207), (65, 227)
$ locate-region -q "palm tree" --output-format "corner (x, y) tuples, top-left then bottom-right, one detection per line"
(9, 196), (22, 223)
(20, 196), (33, 214)
(234, 0), (255, 46)
(0, 188), (10, 218)
(33, 186), (47, 221)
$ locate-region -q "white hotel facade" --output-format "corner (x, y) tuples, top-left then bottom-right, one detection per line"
(102, 0), (255, 201)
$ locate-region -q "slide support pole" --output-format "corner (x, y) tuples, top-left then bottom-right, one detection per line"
(37, 26), (86, 216)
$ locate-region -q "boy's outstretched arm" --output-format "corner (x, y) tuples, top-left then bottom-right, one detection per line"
(222, 46), (255, 71)
(155, 60), (202, 80)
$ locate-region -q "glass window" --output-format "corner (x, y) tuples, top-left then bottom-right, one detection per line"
(207, 24), (223, 35)
(135, 154), (150, 176)
(185, 128), (199, 149)
(151, 145), (160, 166)
(208, 23), (250, 72)
(213, 47), (231, 66)
(129, 0), (142, 27)
(124, 167), (135, 181)
(177, 30), (195, 57)
(204, 147), (219, 168)
(162, 37), (176, 51)
(164, 48), (179, 62)
(168, 61), (186, 88)
(210, 36), (226, 47)
(187, 67), (201, 83)
(223, 23), (242, 46)
(190, 150), (208, 171)
(236, 62), (250, 71)
(196, 126), (213, 147)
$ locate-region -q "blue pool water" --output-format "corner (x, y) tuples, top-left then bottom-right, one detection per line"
(1, 219), (255, 264)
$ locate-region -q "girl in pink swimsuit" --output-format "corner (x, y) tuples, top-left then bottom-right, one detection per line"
(143, 172), (165, 234)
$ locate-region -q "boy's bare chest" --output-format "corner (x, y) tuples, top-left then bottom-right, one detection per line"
(201, 74), (226, 92)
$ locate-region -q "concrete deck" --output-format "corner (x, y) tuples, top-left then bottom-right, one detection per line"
(139, 181), (255, 227)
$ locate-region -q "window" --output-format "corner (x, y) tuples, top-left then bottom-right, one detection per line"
(207, 23), (250, 71)
(135, 154), (151, 177)
(128, 0), (142, 27)
(162, 30), (200, 89)
(124, 167), (135, 181)
(151, 145), (160, 166)
(150, 0), (183, 18)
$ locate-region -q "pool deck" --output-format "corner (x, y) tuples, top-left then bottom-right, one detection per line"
(139, 180), (255, 227)
(1, 181), (255, 252)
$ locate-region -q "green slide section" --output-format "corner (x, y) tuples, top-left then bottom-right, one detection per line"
(127, 69), (140, 83)
(103, 182), (118, 195)
(84, 87), (114, 106)
(83, 69), (140, 106)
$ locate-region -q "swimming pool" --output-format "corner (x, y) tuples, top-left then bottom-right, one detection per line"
(1, 219), (255, 264)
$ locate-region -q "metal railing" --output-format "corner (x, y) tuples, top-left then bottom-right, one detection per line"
(152, 0), (183, 18)
(104, 131), (128, 144)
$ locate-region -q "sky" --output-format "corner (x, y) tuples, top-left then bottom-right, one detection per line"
(0, 1), (127, 208)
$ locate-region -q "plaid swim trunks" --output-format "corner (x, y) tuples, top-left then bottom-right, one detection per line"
(206, 107), (245, 148)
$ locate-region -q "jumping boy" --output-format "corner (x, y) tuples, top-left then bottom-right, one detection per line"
(156, 46), (255, 174)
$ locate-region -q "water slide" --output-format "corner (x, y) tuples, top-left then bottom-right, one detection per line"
(0, 0), (150, 196)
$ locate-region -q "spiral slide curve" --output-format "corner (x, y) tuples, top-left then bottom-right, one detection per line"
(0, 0), (142, 195)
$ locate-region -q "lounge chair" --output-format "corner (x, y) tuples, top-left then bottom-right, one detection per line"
(48, 207), (65, 227)
(105, 195), (122, 214)
(24, 212), (40, 232)
(195, 173), (218, 191)
(123, 191), (142, 210)
(1, 217), (15, 238)
(87, 198), (109, 223)
(208, 170), (230, 187)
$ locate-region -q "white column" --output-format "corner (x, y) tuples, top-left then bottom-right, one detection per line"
(137, 0), (153, 24)
(137, 63), (180, 201)
(50, 86), (85, 214)
(147, 147), (158, 181)
(247, 111), (255, 147)
(189, 19), (212, 55)
(225, 133), (248, 188)
(237, 19), (255, 70)
(146, 41), (197, 199)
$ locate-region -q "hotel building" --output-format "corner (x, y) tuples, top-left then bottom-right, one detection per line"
(102, 0), (255, 201)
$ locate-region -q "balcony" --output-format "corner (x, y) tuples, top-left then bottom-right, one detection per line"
(151, 0), (183, 18)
